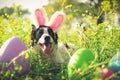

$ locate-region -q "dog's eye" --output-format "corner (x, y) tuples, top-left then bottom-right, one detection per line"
(48, 28), (58, 44)
(39, 29), (44, 34)
(48, 28), (54, 36)
(35, 29), (44, 41)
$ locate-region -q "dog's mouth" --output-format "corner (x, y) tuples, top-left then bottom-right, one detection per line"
(39, 43), (52, 56)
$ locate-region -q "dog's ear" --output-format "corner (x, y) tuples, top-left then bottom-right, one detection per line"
(32, 24), (36, 30)
(49, 12), (65, 31)
(31, 24), (37, 46)
(35, 8), (47, 26)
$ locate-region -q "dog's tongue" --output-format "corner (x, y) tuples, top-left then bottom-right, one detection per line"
(42, 44), (51, 56)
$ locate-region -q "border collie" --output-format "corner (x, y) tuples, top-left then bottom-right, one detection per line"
(31, 8), (75, 63)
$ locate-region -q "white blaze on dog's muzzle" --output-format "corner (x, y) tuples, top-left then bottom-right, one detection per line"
(38, 34), (51, 44)
(38, 27), (53, 44)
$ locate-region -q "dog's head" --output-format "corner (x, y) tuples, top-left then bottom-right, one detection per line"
(31, 25), (58, 56)
(31, 8), (64, 56)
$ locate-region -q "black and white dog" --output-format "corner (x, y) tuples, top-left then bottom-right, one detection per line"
(31, 8), (76, 63)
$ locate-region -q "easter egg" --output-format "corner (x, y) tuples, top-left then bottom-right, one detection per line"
(101, 68), (114, 79)
(0, 37), (30, 74)
(108, 52), (120, 72)
(68, 48), (94, 79)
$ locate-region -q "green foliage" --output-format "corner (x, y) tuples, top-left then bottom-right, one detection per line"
(0, 0), (120, 79)
(0, 11), (31, 47)
(0, 5), (29, 18)
(100, 0), (119, 14)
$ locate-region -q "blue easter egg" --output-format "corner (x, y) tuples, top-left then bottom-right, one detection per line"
(108, 52), (120, 72)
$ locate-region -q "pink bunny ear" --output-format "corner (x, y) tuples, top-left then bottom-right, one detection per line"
(49, 12), (65, 31)
(35, 8), (46, 26)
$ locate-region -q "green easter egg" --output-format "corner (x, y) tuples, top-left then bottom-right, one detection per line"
(68, 48), (94, 79)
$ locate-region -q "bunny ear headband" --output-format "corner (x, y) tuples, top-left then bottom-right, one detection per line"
(35, 8), (65, 31)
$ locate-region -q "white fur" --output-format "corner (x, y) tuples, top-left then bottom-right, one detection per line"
(53, 42), (70, 63)
(50, 42), (76, 63)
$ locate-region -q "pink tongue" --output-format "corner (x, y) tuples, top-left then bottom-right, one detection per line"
(42, 44), (51, 56)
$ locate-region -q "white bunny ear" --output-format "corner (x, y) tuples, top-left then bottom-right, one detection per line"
(35, 8), (47, 26)
(49, 12), (65, 31)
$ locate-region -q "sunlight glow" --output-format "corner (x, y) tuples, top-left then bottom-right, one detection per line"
(0, 0), (48, 12)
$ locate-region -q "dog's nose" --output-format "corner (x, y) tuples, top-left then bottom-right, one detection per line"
(45, 36), (50, 43)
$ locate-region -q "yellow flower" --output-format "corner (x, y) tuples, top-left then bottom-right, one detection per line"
(85, 10), (88, 13)
(62, 76), (65, 79)
(109, 62), (112, 66)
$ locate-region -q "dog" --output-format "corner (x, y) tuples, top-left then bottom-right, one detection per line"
(31, 8), (76, 64)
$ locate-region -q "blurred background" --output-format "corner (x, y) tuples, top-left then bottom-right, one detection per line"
(0, 0), (48, 11)
(0, 0), (120, 25)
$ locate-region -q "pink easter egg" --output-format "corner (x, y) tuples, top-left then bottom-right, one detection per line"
(101, 68), (114, 79)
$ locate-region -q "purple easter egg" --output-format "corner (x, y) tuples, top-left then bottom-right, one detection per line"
(0, 37), (30, 74)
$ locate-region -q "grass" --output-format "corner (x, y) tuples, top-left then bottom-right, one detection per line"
(0, 10), (120, 80)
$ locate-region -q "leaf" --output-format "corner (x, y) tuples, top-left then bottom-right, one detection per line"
(25, 53), (29, 59)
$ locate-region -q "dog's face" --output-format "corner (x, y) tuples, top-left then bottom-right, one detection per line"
(31, 8), (64, 56)
(31, 25), (58, 56)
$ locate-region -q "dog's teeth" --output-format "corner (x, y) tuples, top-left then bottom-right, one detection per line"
(43, 45), (46, 50)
